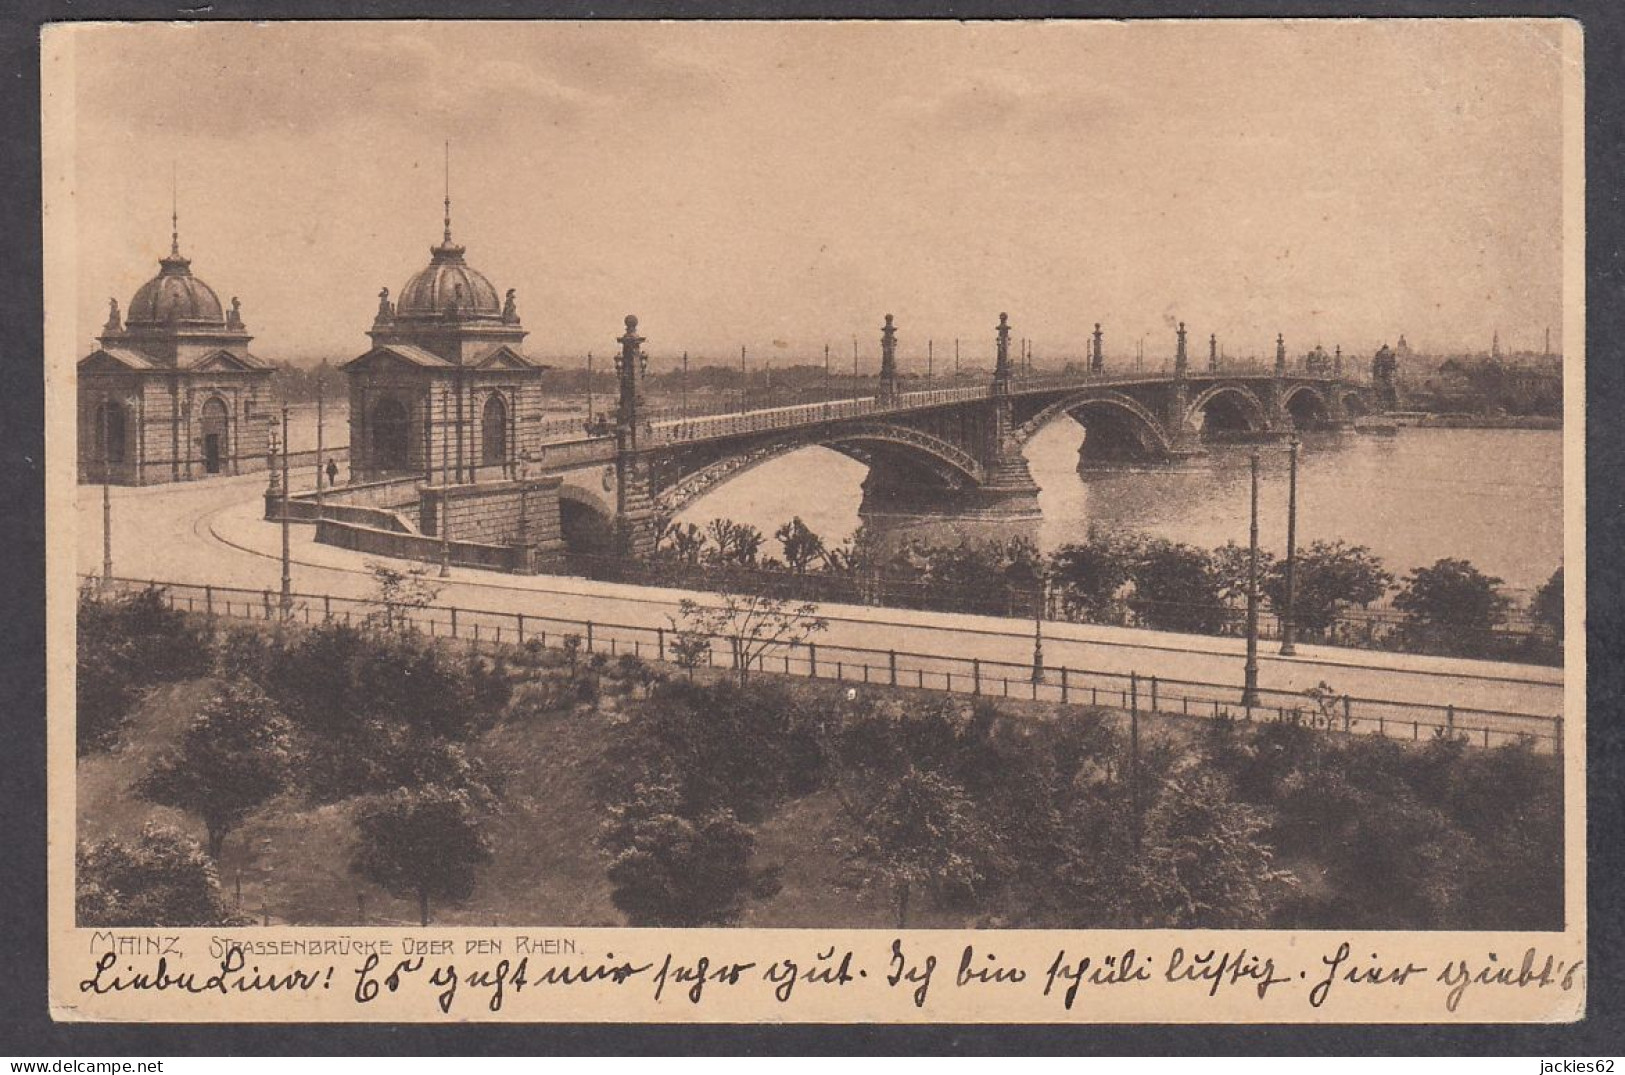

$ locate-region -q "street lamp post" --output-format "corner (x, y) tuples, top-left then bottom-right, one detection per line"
(927, 338), (933, 386)
(439, 389), (451, 578)
(823, 343), (831, 414)
(852, 336), (860, 401)
(100, 400), (113, 585)
(279, 404), (293, 617)
(315, 377), (325, 518)
(1280, 434), (1301, 656)
(1030, 578), (1046, 684)
(681, 351), (689, 420)
(1242, 450), (1261, 708)
(585, 352), (594, 431)
(739, 345), (748, 413)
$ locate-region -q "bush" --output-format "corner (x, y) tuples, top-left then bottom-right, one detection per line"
(1394, 558), (1511, 655)
(602, 780), (771, 926)
(77, 825), (243, 927)
(1129, 540), (1228, 634)
(1263, 541), (1393, 638)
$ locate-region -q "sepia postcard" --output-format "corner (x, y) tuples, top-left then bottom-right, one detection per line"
(42, 18), (1586, 1024)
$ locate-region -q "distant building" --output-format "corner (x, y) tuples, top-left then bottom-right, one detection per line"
(1372, 343), (1401, 410)
(77, 221), (272, 484)
(1303, 344), (1333, 375)
(342, 197), (548, 484)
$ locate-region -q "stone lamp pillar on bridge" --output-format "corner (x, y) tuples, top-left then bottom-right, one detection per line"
(1267, 331), (1288, 429)
(613, 314), (658, 557)
(976, 312), (1041, 517)
(1090, 323), (1104, 375)
(1164, 322), (1197, 456)
(879, 314), (900, 405)
(1209, 332), (1219, 373)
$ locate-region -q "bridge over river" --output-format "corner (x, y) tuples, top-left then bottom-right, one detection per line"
(518, 315), (1378, 555)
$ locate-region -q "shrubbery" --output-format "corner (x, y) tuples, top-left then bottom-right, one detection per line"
(77, 586), (210, 755)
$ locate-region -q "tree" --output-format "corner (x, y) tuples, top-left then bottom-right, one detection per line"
(364, 559), (441, 632)
(1129, 540), (1228, 634)
(77, 825), (242, 927)
(661, 521), (708, 564)
(704, 518), (765, 566)
(351, 784), (494, 926)
(136, 679), (295, 859)
(1263, 540), (1393, 638)
(839, 765), (995, 928)
(1394, 558), (1511, 653)
(602, 779), (772, 926)
(774, 516), (826, 575)
(1209, 541), (1276, 607)
(76, 585), (210, 756)
(672, 592), (827, 685)
(1531, 566), (1564, 642)
(1048, 528), (1138, 622)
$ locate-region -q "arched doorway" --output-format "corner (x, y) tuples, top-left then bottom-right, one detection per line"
(93, 400), (128, 468)
(200, 396), (230, 474)
(371, 396), (411, 473)
(481, 393), (508, 469)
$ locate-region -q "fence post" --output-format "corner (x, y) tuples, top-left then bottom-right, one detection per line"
(1343, 695), (1352, 733)
(889, 650), (898, 687)
(1446, 704), (1456, 740)
(205, 585), (214, 619)
(1060, 666), (1069, 704)
(587, 622), (595, 653)
(808, 643), (817, 679)
(1150, 675), (1159, 713)
(657, 626), (665, 663)
(517, 613), (525, 645)
(972, 659), (981, 696)
(323, 594), (332, 622)
(450, 607), (459, 638)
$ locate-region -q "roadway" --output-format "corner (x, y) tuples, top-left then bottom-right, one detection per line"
(74, 473), (1563, 732)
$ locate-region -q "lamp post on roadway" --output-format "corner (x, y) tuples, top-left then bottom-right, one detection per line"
(279, 404), (293, 617)
(1242, 450), (1261, 708)
(315, 376), (326, 519)
(1030, 576), (1046, 684)
(439, 388), (452, 578)
(681, 351), (689, 420)
(1280, 433), (1301, 656)
(100, 399), (113, 585)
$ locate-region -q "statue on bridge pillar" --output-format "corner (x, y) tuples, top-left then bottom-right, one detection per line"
(1209, 332), (1219, 373)
(1275, 332), (1287, 377)
(1091, 323), (1104, 375)
(1174, 322), (1188, 379)
(879, 314), (899, 405)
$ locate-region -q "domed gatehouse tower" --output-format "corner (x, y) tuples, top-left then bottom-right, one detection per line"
(77, 213), (272, 484)
(342, 179), (546, 484)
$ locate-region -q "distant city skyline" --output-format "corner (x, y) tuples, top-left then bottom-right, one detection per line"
(50, 20), (1572, 367)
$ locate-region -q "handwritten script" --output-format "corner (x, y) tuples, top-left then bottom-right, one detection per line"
(71, 935), (1585, 1019)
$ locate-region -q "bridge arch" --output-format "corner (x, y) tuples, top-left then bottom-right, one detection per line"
(1281, 384), (1332, 429)
(654, 422), (985, 517)
(1185, 383), (1268, 436)
(557, 483), (618, 557)
(1017, 389), (1175, 464)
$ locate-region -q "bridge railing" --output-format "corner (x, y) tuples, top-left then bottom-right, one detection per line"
(83, 574), (1562, 753)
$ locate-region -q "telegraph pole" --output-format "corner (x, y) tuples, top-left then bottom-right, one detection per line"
(1280, 434), (1301, 656)
(279, 404), (293, 617)
(1242, 450), (1261, 707)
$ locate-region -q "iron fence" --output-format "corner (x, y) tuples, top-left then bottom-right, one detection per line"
(83, 574), (1562, 753)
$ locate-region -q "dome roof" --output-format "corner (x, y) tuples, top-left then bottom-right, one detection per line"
(396, 239), (502, 319)
(126, 251), (226, 328)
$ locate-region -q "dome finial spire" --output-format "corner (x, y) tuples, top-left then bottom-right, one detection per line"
(443, 140), (452, 245)
(170, 161), (180, 257)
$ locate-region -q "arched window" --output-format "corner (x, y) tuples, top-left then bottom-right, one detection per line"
(371, 396), (411, 472)
(481, 393), (508, 468)
(94, 400), (128, 466)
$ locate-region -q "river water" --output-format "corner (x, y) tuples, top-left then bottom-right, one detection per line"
(676, 424), (1564, 594)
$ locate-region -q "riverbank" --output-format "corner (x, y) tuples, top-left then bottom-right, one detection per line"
(1391, 412), (1561, 430)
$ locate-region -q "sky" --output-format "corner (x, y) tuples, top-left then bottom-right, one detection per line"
(50, 19), (1573, 369)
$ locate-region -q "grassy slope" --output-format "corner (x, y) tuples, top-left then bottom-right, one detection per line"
(78, 664), (1231, 928)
